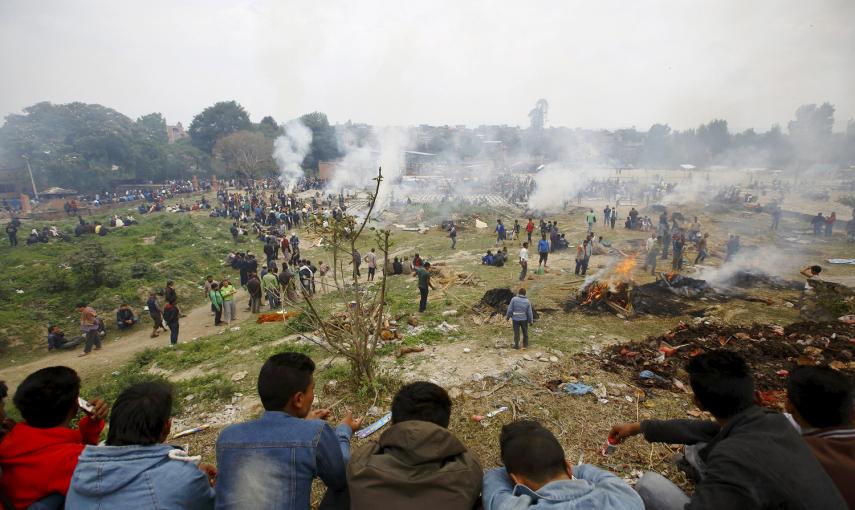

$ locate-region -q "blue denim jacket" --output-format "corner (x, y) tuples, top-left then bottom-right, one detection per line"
(66, 444), (215, 510)
(482, 465), (643, 510)
(215, 411), (352, 510)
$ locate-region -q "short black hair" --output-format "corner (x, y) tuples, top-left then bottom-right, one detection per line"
(787, 366), (853, 428)
(391, 382), (452, 428)
(686, 350), (754, 419)
(14, 366), (80, 427)
(500, 421), (566, 484)
(810, 265), (822, 275)
(258, 352), (315, 411)
(107, 381), (174, 446)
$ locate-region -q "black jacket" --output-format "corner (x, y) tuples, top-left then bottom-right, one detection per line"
(642, 406), (846, 509)
(162, 304), (179, 325)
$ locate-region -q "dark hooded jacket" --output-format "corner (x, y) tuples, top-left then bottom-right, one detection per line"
(347, 420), (482, 510)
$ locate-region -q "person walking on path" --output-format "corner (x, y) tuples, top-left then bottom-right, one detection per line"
(146, 292), (167, 338)
(518, 242), (529, 281)
(694, 233), (709, 265)
(220, 278), (237, 324)
(164, 280), (177, 305)
(77, 303), (102, 356)
(364, 248), (377, 282)
(495, 220), (506, 247)
(210, 283), (224, 326)
(585, 209), (597, 233)
(449, 222), (457, 249)
(505, 288), (533, 350)
(352, 248), (362, 280)
(247, 272), (262, 314)
(537, 234), (549, 268)
(414, 261), (435, 313)
(162, 301), (180, 346)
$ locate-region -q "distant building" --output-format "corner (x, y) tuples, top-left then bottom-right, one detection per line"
(166, 122), (188, 144)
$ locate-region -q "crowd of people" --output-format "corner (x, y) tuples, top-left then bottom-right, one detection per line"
(0, 348), (850, 509)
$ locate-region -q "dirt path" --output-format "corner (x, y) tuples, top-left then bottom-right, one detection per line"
(0, 289), (253, 392)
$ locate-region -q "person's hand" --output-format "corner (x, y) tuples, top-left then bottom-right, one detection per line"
(340, 411), (363, 433)
(88, 398), (110, 421)
(608, 422), (641, 444)
(198, 463), (217, 487)
(307, 408), (331, 421)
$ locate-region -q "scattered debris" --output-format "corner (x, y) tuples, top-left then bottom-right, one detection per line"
(172, 424), (210, 439)
(396, 346), (425, 357)
(256, 310), (302, 324)
(231, 371), (247, 382)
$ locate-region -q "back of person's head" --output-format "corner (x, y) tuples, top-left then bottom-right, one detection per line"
(258, 352), (315, 411)
(810, 265), (822, 275)
(500, 421), (566, 485)
(424, 262), (431, 268)
(14, 366), (80, 428)
(686, 350), (754, 419)
(391, 382), (451, 428)
(107, 381), (174, 446)
(518, 288), (526, 296)
(787, 366), (854, 429)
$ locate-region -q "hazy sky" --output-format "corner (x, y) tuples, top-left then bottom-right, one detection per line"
(1, 0), (853, 131)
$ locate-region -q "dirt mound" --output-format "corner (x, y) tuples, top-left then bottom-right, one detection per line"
(597, 321), (855, 408)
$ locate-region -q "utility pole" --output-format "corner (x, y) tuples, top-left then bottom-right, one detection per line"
(21, 155), (39, 201)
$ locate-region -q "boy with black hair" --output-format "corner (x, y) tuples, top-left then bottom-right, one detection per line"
(0, 366), (108, 509)
(348, 382), (483, 510)
(609, 350), (847, 510)
(215, 352), (362, 510)
(483, 420), (642, 509)
(67, 381), (216, 509)
(786, 366), (855, 508)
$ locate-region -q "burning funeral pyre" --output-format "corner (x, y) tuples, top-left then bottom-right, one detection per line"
(565, 257), (719, 317)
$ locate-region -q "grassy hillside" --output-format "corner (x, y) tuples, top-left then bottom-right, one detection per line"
(0, 209), (239, 363)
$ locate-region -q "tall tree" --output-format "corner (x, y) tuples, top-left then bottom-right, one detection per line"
(697, 119), (730, 158)
(640, 123), (673, 166)
(299, 112), (340, 171)
(135, 113), (168, 144)
(257, 115), (281, 139)
(211, 130), (275, 180)
(787, 103), (835, 165)
(188, 101), (252, 153)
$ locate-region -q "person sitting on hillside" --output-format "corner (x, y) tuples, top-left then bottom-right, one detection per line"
(482, 250), (494, 265)
(115, 304), (138, 330)
(348, 382), (483, 510)
(785, 366), (855, 508)
(493, 247), (507, 267)
(609, 350), (847, 510)
(392, 257), (403, 275)
(483, 421), (643, 509)
(0, 366), (108, 509)
(215, 352), (362, 510)
(401, 256), (414, 275)
(66, 382), (215, 509)
(47, 325), (84, 352)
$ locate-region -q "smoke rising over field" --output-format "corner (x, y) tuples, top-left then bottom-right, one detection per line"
(273, 120), (313, 191)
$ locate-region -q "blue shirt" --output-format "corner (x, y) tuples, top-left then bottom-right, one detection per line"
(215, 411), (352, 510)
(482, 465), (643, 510)
(538, 239), (550, 253)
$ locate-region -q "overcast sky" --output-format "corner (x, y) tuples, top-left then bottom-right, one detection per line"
(1, 0), (853, 131)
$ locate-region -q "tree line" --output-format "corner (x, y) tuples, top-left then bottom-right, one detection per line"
(0, 99), (852, 191)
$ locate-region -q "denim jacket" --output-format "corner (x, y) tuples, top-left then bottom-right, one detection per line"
(482, 465), (643, 510)
(215, 411), (352, 510)
(66, 444), (214, 510)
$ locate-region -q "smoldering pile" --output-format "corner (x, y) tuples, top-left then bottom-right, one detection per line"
(594, 320), (855, 409)
(565, 271), (724, 317)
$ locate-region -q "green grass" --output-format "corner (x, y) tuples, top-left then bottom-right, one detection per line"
(0, 206), (239, 364)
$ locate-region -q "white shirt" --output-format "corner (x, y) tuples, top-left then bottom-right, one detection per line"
(646, 237), (656, 253)
(519, 247), (529, 262)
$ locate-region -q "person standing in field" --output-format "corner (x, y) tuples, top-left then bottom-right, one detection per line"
(220, 278), (237, 324)
(162, 301), (180, 346)
(449, 222), (457, 250)
(526, 218), (534, 243)
(505, 288), (533, 350)
(77, 303), (102, 357)
(364, 248), (377, 282)
(210, 282), (224, 326)
(414, 262), (436, 313)
(146, 292), (167, 338)
(518, 242), (529, 281)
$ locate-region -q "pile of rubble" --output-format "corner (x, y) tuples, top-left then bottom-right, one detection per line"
(430, 263), (481, 287)
(565, 275), (720, 317)
(595, 320), (855, 408)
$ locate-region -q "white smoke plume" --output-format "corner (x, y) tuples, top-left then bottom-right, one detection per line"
(527, 166), (600, 212)
(273, 120), (313, 192)
(695, 245), (801, 289)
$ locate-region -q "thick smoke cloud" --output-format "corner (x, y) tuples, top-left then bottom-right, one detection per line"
(527, 166), (600, 212)
(273, 120), (313, 191)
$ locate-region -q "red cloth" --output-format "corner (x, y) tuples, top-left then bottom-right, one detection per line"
(0, 416), (103, 509)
